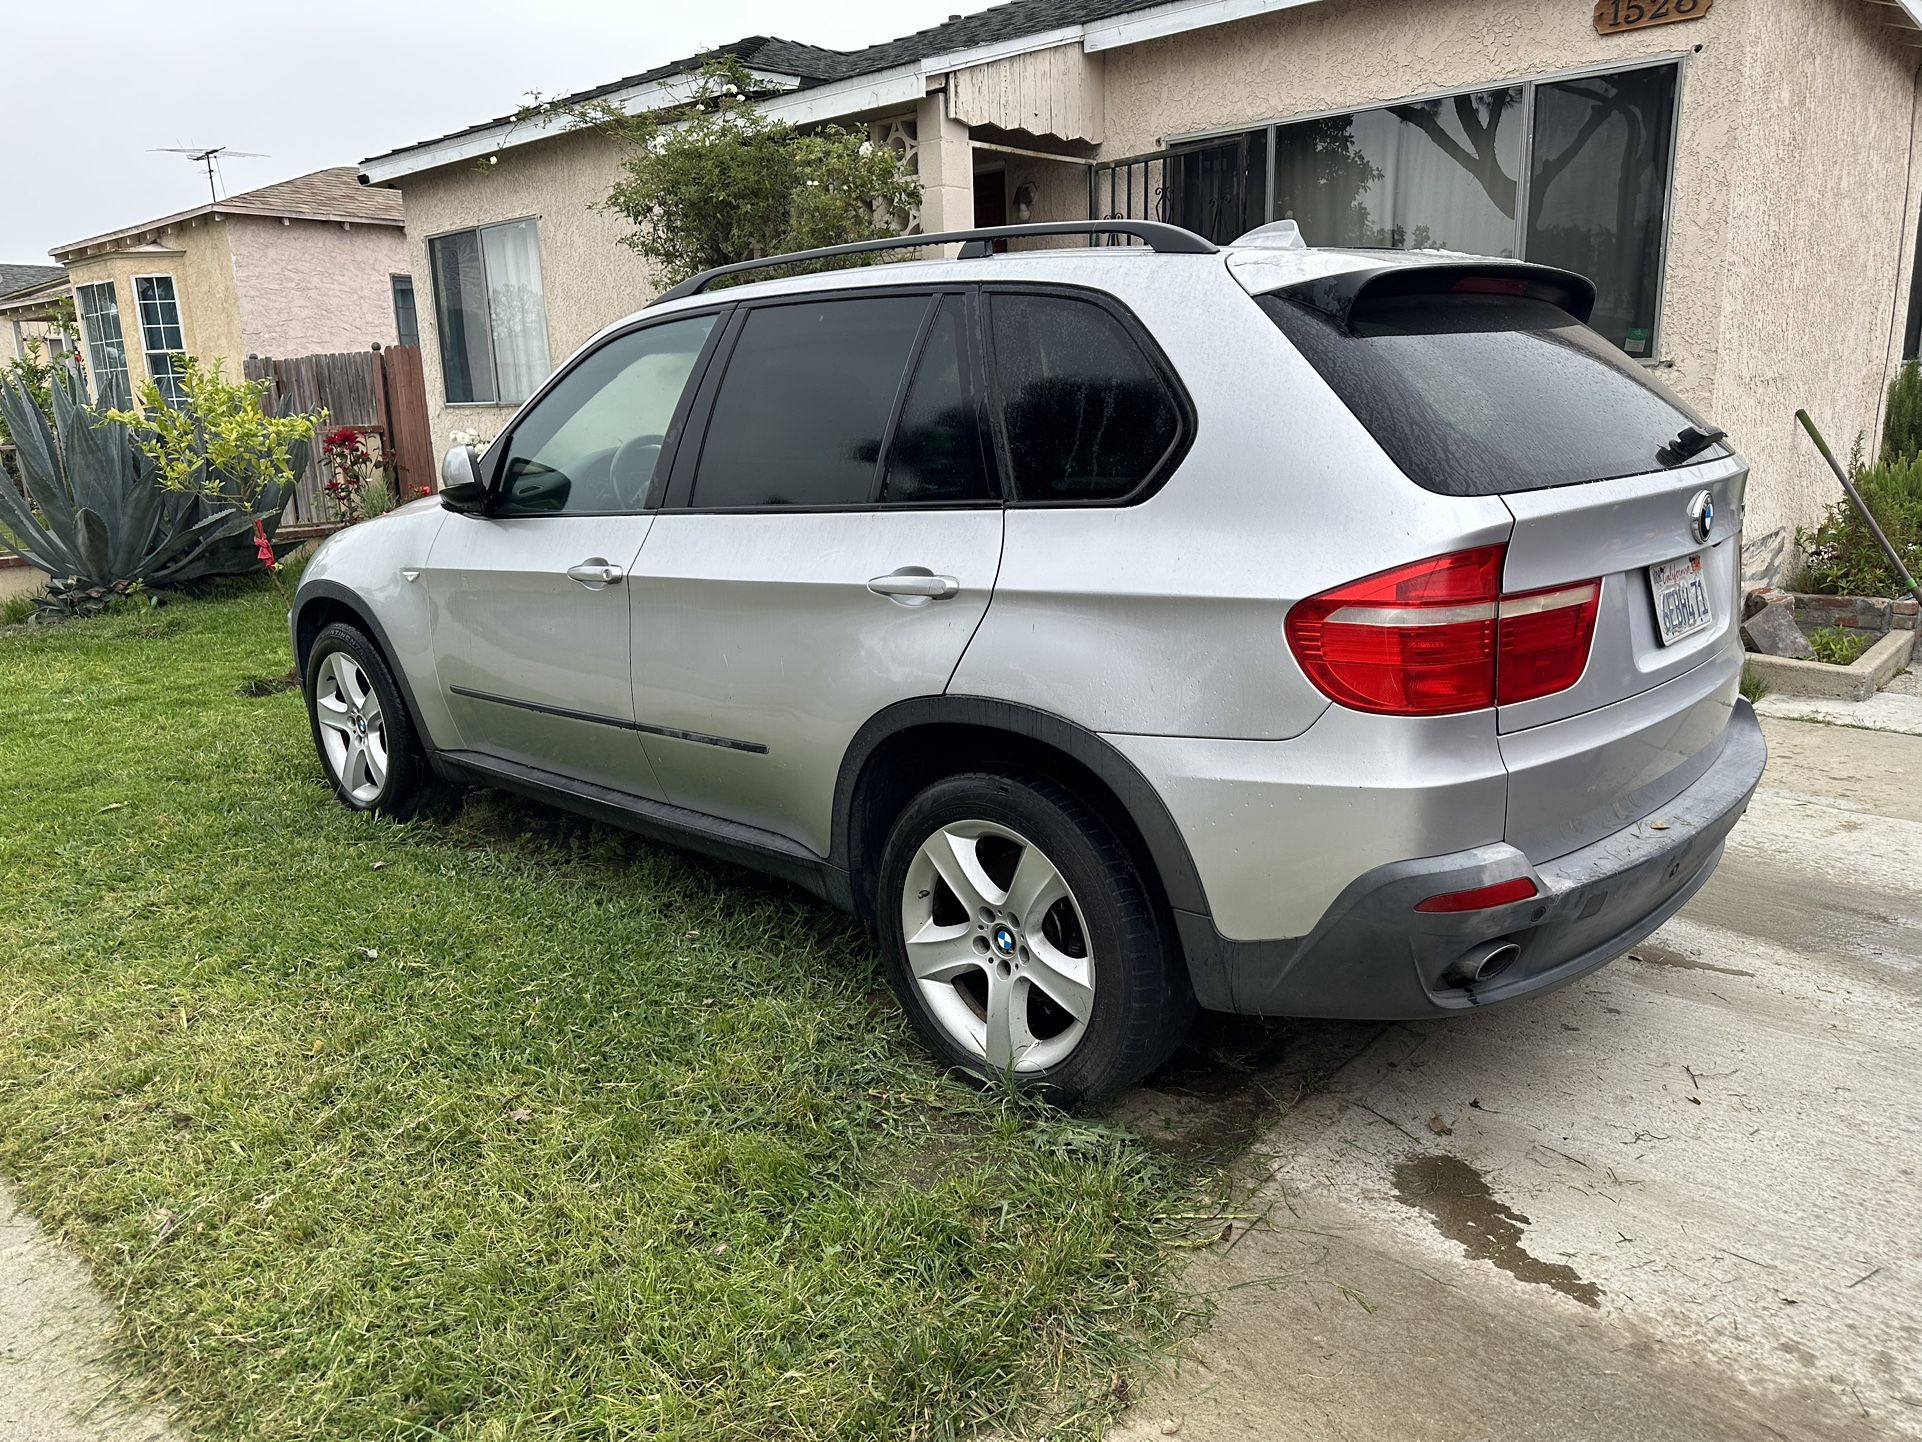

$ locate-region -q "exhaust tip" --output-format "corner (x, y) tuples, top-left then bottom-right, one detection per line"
(1449, 940), (1521, 987)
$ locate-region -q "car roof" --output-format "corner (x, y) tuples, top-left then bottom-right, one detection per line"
(596, 238), (1512, 342)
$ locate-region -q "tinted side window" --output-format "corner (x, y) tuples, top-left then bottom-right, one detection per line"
(496, 314), (716, 515)
(692, 296), (929, 509)
(881, 298), (992, 505)
(988, 293), (1180, 503)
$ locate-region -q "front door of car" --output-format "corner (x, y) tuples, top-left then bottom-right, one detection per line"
(626, 290), (1003, 854)
(425, 311), (724, 796)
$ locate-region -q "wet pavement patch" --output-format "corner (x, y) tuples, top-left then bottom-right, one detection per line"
(1628, 941), (1755, 978)
(1391, 1153), (1602, 1309)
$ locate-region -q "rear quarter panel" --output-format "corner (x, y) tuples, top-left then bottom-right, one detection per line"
(948, 262), (1514, 739)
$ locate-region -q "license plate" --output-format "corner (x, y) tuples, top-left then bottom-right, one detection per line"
(1649, 553), (1714, 645)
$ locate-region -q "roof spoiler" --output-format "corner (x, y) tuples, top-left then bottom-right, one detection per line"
(1278, 261), (1598, 330)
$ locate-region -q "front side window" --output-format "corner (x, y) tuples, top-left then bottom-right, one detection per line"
(494, 313), (717, 516)
(75, 281), (130, 409)
(1221, 61), (1680, 356)
(988, 292), (1181, 504)
(691, 296), (931, 509)
(133, 275), (186, 407)
(429, 219), (550, 405)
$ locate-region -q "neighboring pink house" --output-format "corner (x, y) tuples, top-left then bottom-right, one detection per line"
(50, 167), (413, 407)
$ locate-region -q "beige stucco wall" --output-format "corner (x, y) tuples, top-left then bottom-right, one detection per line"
(64, 219), (245, 391)
(227, 215), (409, 359)
(1097, 0), (1922, 570)
(390, 128), (657, 453)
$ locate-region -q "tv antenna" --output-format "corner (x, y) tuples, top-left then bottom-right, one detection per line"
(150, 146), (269, 203)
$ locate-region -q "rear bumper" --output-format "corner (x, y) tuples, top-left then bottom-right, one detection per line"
(1177, 698), (1766, 1017)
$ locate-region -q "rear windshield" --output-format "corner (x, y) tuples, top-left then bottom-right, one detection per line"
(1258, 292), (1720, 496)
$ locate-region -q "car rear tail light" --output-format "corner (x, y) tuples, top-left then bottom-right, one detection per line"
(1496, 581), (1601, 704)
(1414, 876), (1539, 913)
(1286, 545), (1600, 716)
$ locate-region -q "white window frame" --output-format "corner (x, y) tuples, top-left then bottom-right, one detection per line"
(74, 281), (131, 409)
(132, 273), (188, 406)
(1170, 54), (1687, 362)
(426, 216), (551, 407)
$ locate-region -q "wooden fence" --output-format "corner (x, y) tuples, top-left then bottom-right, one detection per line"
(245, 346), (434, 529)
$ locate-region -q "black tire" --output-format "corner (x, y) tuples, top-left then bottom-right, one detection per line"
(303, 621), (433, 819)
(876, 770), (1194, 1105)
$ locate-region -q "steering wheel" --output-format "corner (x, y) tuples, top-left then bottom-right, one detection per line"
(610, 434), (666, 510)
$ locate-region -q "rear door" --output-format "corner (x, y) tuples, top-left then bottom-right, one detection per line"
(1259, 276), (1747, 860)
(624, 288), (1004, 855)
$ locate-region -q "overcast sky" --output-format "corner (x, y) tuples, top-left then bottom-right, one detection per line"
(0, 0), (973, 262)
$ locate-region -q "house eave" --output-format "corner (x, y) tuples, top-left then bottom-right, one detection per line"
(52, 206), (404, 262)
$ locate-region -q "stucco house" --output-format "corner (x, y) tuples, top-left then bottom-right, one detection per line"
(48, 167), (412, 409)
(359, 0), (1922, 577)
(1, 264), (73, 364)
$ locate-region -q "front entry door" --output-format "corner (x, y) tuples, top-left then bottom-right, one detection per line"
(424, 310), (724, 797)
(426, 513), (660, 795)
(627, 289), (1003, 855)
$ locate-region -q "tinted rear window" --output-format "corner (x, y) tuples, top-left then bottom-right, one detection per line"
(1259, 292), (1718, 496)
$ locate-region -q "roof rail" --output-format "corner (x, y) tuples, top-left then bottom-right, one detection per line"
(651, 220), (1217, 303)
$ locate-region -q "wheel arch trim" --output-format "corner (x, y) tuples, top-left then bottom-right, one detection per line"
(293, 580), (443, 767)
(831, 696), (1212, 921)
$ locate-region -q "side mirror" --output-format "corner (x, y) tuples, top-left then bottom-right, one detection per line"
(440, 443), (482, 491)
(439, 480), (489, 515)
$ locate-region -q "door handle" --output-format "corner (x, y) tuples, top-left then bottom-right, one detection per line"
(566, 559), (625, 588)
(867, 568), (960, 601)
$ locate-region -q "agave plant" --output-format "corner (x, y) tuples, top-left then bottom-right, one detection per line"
(0, 364), (301, 615)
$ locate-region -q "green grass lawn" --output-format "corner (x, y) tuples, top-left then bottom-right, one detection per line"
(0, 582), (1204, 1440)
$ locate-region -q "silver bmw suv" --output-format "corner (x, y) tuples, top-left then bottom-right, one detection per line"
(294, 220), (1766, 1103)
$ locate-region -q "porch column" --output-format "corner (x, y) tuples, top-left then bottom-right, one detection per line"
(914, 89), (974, 236)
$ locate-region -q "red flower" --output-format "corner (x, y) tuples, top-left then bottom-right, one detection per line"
(253, 519), (277, 571)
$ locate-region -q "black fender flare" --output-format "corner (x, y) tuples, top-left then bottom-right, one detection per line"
(830, 695), (1213, 920)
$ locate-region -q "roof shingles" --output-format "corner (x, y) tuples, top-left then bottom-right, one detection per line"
(362, 0), (1152, 168)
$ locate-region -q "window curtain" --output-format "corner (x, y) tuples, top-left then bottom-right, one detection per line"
(431, 232), (492, 404)
(481, 220), (550, 405)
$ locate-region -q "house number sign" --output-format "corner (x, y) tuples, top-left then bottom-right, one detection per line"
(1594, 0), (1712, 33)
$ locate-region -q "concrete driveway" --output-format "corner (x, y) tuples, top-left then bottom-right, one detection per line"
(1114, 712), (1922, 1442)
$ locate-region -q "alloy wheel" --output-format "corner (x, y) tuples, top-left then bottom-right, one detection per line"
(313, 651), (389, 804)
(900, 820), (1095, 1073)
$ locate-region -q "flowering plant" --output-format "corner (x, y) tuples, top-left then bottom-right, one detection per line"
(321, 425), (376, 524)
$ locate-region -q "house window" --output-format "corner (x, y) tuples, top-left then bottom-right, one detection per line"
(75, 281), (130, 409)
(428, 219), (550, 405)
(133, 275), (187, 406)
(1213, 60), (1681, 357)
(390, 274), (419, 348)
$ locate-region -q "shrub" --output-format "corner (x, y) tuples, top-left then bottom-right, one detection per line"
(1884, 360), (1922, 463)
(1809, 626), (1873, 666)
(0, 363), (313, 618)
(1795, 452), (1922, 598)
(588, 58), (922, 284)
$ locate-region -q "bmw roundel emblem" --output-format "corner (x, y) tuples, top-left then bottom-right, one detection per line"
(992, 925), (1017, 955)
(1687, 490), (1715, 545)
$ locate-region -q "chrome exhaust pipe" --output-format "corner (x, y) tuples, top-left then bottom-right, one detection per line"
(1448, 940), (1521, 986)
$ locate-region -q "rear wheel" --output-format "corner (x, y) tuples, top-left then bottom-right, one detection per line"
(877, 771), (1193, 1105)
(305, 622), (432, 818)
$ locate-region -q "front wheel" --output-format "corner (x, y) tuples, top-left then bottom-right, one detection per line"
(877, 771), (1193, 1105)
(304, 621), (432, 818)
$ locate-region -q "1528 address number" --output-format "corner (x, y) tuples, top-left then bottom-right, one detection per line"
(1594, 0), (1713, 33)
